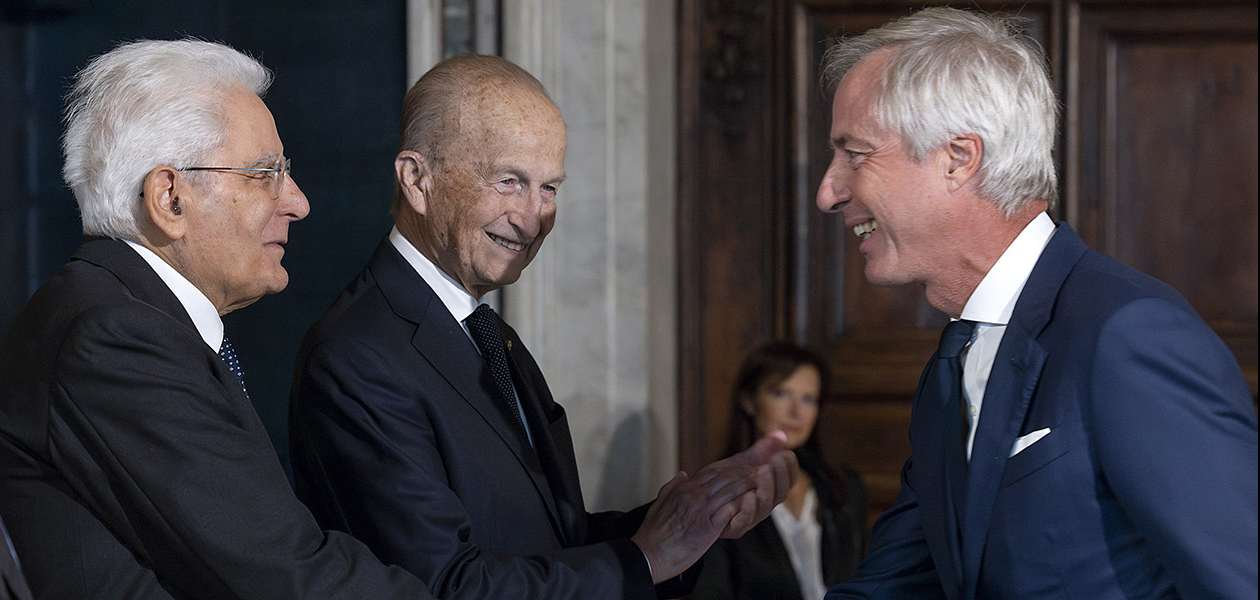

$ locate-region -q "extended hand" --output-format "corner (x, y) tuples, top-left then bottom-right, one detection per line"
(630, 462), (760, 583)
(629, 432), (796, 583)
(701, 431), (796, 539)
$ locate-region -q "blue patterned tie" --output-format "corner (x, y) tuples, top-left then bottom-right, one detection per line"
(218, 336), (248, 398)
(465, 304), (526, 433)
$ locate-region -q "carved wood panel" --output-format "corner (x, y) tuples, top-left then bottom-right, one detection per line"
(1069, 2), (1258, 391)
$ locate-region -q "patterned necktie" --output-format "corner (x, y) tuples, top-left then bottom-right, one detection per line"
(218, 336), (249, 398)
(465, 304), (526, 432)
(936, 319), (975, 512)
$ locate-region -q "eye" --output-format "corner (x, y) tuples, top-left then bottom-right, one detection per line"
(541, 183), (558, 197)
(494, 177), (522, 194)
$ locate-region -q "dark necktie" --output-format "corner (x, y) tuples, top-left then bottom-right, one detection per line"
(465, 304), (526, 433)
(218, 336), (248, 398)
(936, 319), (975, 512)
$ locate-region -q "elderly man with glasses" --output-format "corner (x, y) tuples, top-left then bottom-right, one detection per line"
(0, 39), (434, 599)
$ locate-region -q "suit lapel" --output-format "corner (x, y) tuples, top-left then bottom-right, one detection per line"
(74, 238), (247, 401)
(502, 329), (584, 546)
(959, 224), (1089, 596)
(368, 240), (569, 540)
(74, 238), (197, 332)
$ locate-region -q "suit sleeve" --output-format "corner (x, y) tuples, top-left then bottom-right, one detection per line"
(49, 304), (431, 600)
(825, 460), (947, 600)
(1089, 298), (1258, 599)
(290, 336), (658, 600)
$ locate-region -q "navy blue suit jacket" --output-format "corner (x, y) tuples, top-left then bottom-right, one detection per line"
(290, 239), (671, 599)
(827, 223), (1257, 599)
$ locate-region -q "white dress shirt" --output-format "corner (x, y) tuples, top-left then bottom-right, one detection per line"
(957, 212), (1056, 459)
(124, 240), (223, 352)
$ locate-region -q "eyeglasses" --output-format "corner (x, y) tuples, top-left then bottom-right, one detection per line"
(179, 157), (291, 198)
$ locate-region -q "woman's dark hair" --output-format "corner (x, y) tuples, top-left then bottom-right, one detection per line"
(726, 341), (832, 457)
(725, 341), (862, 530)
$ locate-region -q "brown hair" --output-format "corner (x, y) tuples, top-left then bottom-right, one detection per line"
(726, 341), (832, 456)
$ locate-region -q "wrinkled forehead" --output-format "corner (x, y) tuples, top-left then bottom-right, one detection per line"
(458, 82), (565, 147)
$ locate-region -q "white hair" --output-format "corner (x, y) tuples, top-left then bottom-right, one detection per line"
(820, 7), (1059, 214)
(62, 38), (272, 239)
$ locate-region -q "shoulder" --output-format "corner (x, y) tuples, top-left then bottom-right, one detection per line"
(1059, 250), (1186, 311)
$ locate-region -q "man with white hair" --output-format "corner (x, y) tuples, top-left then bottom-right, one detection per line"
(0, 39), (434, 599)
(815, 7), (1256, 599)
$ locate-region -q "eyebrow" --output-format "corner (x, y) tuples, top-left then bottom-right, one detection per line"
(249, 152), (283, 168)
(493, 165), (566, 186)
(831, 135), (865, 149)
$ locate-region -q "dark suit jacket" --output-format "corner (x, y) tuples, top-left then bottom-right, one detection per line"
(0, 238), (431, 599)
(691, 460), (867, 600)
(827, 223), (1258, 599)
(0, 514), (32, 600)
(290, 238), (670, 600)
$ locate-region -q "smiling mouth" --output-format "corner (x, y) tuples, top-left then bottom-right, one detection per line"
(853, 220), (878, 241)
(488, 232), (525, 252)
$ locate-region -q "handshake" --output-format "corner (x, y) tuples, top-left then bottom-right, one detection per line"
(631, 431), (797, 583)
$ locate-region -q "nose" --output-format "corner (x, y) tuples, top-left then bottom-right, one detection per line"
(816, 158), (848, 213)
(507, 185), (549, 237)
(280, 176), (310, 221)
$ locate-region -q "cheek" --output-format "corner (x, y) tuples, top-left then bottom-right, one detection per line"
(755, 401), (785, 426)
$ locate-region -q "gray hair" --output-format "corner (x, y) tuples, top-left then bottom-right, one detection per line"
(820, 7), (1059, 214)
(62, 39), (272, 239)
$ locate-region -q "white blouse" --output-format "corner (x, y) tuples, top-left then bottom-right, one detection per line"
(770, 487), (826, 600)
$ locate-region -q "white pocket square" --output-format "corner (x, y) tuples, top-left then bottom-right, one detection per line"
(1009, 428), (1051, 457)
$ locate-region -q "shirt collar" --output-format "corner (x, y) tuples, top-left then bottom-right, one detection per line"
(959, 212), (1056, 326)
(123, 240), (224, 351)
(389, 226), (480, 323)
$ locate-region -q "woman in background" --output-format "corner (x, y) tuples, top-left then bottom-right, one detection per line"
(691, 342), (868, 600)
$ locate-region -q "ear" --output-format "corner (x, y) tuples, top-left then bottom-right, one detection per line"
(943, 133), (983, 192)
(394, 150), (433, 215)
(141, 166), (187, 242)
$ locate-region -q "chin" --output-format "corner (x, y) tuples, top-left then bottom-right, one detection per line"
(261, 269), (290, 296)
(864, 262), (909, 287)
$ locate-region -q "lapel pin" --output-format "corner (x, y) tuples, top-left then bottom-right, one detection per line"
(506, 340), (512, 351)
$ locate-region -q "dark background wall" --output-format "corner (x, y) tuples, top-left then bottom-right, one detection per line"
(0, 0), (408, 473)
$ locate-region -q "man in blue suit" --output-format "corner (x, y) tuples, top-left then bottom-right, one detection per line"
(815, 7), (1257, 599)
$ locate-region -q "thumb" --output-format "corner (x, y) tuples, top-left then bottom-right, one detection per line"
(738, 431), (788, 466)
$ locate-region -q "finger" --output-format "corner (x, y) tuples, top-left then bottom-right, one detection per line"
(655, 470), (688, 500)
(694, 468), (758, 507)
(749, 431), (788, 463)
(720, 490), (759, 538)
(688, 463), (755, 488)
(711, 493), (742, 529)
(718, 431), (788, 469)
(770, 451), (796, 503)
